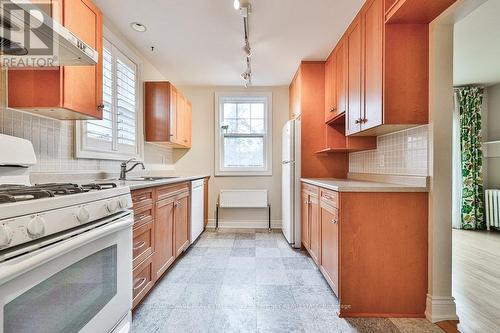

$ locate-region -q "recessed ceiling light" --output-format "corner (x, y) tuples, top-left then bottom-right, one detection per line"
(130, 22), (147, 32)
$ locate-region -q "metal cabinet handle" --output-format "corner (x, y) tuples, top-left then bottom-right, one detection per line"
(331, 219), (338, 225)
(304, 200), (308, 205)
(362, 118), (368, 123)
(355, 118), (362, 124)
(135, 214), (148, 221)
(133, 241), (146, 251)
(133, 277), (147, 291)
(97, 104), (105, 111)
(330, 107), (336, 113)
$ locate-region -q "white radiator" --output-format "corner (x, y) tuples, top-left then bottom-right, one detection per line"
(486, 189), (500, 230)
(219, 189), (268, 208)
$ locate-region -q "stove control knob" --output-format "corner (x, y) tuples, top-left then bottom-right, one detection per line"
(0, 224), (13, 247)
(106, 200), (118, 213)
(76, 207), (90, 224)
(27, 217), (45, 238)
(118, 198), (128, 209)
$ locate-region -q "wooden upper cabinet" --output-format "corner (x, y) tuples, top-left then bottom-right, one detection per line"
(346, 14), (363, 136)
(8, 0), (103, 120)
(336, 38), (347, 117)
(385, 0), (457, 24)
(344, 0), (430, 136)
(362, 0), (384, 132)
(145, 81), (192, 148)
(324, 52), (337, 123)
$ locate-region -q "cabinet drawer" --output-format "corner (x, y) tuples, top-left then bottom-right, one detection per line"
(133, 221), (154, 268)
(320, 188), (339, 208)
(302, 183), (319, 197)
(132, 253), (154, 309)
(132, 188), (155, 209)
(133, 204), (154, 228)
(157, 182), (190, 201)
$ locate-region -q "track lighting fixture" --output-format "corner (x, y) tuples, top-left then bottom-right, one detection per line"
(234, 0), (253, 87)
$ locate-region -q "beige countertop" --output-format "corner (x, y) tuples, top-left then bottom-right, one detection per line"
(98, 175), (210, 191)
(301, 178), (429, 193)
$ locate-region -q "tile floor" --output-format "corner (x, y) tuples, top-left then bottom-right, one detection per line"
(133, 229), (443, 333)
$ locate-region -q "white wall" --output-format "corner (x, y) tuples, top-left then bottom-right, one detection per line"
(486, 84), (500, 188)
(171, 85), (289, 226)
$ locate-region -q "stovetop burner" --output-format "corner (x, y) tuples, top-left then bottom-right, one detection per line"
(0, 182), (118, 204)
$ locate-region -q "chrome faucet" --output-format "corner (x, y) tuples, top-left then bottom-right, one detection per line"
(119, 158), (145, 180)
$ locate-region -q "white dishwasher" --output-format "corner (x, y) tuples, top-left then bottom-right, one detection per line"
(190, 179), (205, 244)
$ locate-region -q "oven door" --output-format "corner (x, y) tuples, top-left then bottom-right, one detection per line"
(0, 213), (133, 333)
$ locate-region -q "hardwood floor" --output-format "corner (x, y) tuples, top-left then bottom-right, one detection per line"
(453, 229), (500, 333)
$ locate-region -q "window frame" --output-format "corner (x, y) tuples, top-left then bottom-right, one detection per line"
(75, 27), (144, 161)
(214, 92), (273, 177)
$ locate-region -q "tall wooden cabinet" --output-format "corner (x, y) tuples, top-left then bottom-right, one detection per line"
(8, 0), (103, 120)
(145, 82), (192, 148)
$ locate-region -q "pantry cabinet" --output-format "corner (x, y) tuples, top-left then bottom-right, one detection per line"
(346, 14), (363, 136)
(8, 0), (103, 120)
(145, 82), (192, 148)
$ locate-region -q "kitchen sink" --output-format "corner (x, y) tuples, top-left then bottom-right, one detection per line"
(126, 177), (179, 181)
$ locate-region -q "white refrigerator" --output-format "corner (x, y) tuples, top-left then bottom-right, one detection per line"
(281, 119), (301, 248)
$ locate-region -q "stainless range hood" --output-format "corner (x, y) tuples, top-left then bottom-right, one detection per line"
(0, 0), (98, 67)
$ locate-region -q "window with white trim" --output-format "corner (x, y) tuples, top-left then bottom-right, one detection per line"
(215, 92), (272, 176)
(76, 38), (140, 160)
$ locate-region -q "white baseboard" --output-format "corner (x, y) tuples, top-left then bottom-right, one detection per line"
(206, 219), (282, 229)
(425, 294), (459, 323)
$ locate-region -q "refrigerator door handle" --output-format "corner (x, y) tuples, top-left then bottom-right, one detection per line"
(282, 161), (295, 165)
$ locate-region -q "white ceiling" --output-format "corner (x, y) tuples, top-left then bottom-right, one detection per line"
(93, 0), (364, 86)
(454, 0), (500, 86)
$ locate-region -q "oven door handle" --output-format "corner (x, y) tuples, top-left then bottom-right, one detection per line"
(0, 215), (133, 285)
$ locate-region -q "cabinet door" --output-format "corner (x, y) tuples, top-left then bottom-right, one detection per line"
(63, 0), (103, 118)
(336, 38), (347, 115)
(325, 53), (337, 122)
(183, 101), (192, 147)
(321, 203), (339, 296)
(301, 191), (310, 249)
(289, 79), (296, 120)
(153, 198), (175, 281)
(346, 15), (363, 135)
(362, 0), (384, 131)
(174, 193), (190, 257)
(169, 85), (179, 144)
(309, 193), (321, 265)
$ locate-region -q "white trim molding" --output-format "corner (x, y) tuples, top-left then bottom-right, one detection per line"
(207, 219), (282, 229)
(425, 294), (459, 323)
(214, 91), (273, 177)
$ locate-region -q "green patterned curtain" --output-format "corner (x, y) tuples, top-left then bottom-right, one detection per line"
(456, 87), (485, 230)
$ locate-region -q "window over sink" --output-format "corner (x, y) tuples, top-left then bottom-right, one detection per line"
(215, 92), (273, 176)
(76, 29), (143, 161)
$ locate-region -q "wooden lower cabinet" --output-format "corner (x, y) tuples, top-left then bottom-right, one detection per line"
(173, 192), (190, 257)
(130, 181), (194, 309)
(154, 196), (175, 281)
(301, 181), (428, 318)
(301, 184), (320, 265)
(132, 253), (154, 309)
(320, 200), (339, 297)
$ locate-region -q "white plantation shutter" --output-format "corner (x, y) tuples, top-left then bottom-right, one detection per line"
(80, 38), (139, 159)
(116, 54), (137, 152)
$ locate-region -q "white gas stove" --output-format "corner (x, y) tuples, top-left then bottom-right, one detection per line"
(0, 134), (133, 333)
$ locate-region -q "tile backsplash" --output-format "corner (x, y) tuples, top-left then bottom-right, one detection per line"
(349, 125), (429, 176)
(0, 108), (173, 174)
